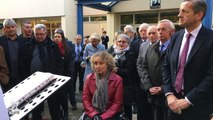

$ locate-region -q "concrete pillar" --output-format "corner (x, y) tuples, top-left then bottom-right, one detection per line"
(106, 13), (119, 46)
(61, 0), (77, 42)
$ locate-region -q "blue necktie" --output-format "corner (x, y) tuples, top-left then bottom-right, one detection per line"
(77, 45), (81, 61)
(160, 44), (164, 53)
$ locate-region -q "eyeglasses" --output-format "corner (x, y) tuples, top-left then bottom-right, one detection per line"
(117, 41), (127, 44)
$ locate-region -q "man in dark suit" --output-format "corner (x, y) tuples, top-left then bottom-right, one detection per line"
(142, 19), (175, 120)
(101, 31), (109, 49)
(73, 34), (84, 94)
(0, 18), (25, 92)
(163, 0), (213, 120)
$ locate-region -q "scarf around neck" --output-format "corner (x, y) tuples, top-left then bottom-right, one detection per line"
(92, 71), (110, 113)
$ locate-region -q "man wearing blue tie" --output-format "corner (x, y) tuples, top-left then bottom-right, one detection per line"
(141, 19), (175, 120)
(73, 34), (84, 94)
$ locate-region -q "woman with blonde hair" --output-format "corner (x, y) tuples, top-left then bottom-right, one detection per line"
(82, 51), (123, 120)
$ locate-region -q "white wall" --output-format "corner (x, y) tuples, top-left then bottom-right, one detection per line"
(83, 6), (107, 16)
(0, 0), (64, 19)
(83, 21), (107, 36)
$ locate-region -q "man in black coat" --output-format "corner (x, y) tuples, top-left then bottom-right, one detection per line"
(101, 31), (109, 49)
(22, 24), (62, 120)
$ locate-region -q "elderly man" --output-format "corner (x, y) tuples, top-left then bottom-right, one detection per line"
(0, 18), (25, 92)
(137, 24), (160, 120)
(22, 24), (62, 120)
(141, 19), (175, 120)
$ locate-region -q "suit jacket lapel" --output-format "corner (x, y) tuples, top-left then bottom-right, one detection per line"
(186, 26), (206, 65)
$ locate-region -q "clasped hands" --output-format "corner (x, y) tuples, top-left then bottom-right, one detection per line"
(93, 114), (102, 120)
(149, 87), (162, 95)
(167, 94), (191, 114)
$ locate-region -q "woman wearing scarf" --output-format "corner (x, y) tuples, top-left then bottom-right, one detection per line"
(111, 34), (136, 120)
(53, 29), (76, 120)
(82, 51), (123, 120)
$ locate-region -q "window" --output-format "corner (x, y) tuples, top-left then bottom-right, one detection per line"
(90, 16), (106, 21)
(83, 17), (89, 22)
(135, 13), (158, 24)
(160, 11), (179, 22)
(121, 15), (133, 24)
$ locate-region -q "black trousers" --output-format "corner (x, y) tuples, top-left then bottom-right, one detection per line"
(73, 61), (84, 93)
(57, 85), (68, 120)
(151, 104), (168, 120)
(68, 79), (77, 106)
(135, 84), (153, 120)
(32, 93), (61, 120)
(123, 105), (132, 120)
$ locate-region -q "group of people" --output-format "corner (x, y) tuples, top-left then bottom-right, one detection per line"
(81, 0), (213, 120)
(1, 0), (213, 120)
(0, 19), (80, 120)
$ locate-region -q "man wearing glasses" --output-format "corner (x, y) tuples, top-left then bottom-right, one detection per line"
(22, 24), (62, 120)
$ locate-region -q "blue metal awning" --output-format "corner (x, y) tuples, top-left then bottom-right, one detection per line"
(77, 0), (121, 12)
(76, 0), (122, 42)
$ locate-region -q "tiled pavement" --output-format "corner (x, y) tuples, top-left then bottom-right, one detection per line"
(43, 92), (84, 120)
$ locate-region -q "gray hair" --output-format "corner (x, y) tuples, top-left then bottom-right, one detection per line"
(3, 18), (16, 27)
(34, 24), (47, 32)
(158, 19), (175, 30)
(139, 23), (150, 30)
(75, 34), (82, 39)
(117, 34), (131, 45)
(183, 0), (207, 20)
(124, 25), (135, 33)
(89, 33), (101, 41)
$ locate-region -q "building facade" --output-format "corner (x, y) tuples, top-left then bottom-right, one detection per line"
(0, 0), (204, 43)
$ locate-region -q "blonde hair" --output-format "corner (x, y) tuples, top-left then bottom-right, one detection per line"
(91, 51), (116, 72)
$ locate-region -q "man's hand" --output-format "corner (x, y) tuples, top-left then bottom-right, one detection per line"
(149, 87), (162, 95)
(166, 94), (182, 114)
(176, 99), (191, 110)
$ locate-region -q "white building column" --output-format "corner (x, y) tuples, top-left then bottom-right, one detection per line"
(106, 13), (120, 46)
(61, 0), (78, 42)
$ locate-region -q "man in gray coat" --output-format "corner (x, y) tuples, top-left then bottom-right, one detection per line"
(137, 25), (158, 120)
(141, 19), (175, 120)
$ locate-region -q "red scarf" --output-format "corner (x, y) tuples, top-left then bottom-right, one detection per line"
(58, 42), (65, 56)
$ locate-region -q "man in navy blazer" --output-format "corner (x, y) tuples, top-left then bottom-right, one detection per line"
(163, 0), (213, 120)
